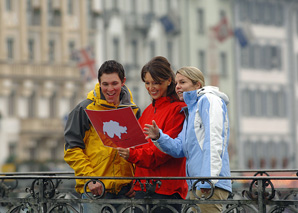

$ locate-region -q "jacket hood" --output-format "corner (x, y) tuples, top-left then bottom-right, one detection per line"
(86, 83), (138, 108)
(197, 86), (229, 105)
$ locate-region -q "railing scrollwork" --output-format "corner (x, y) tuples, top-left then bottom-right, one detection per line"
(0, 170), (298, 212)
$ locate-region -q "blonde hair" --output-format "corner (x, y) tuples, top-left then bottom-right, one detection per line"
(176, 66), (205, 88)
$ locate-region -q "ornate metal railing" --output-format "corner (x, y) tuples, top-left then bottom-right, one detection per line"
(0, 170), (298, 212)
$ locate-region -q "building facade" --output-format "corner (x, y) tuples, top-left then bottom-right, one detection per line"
(1, 0), (297, 172)
(0, 0), (182, 171)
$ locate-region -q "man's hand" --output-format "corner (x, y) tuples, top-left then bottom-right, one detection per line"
(125, 184), (136, 198)
(116, 147), (130, 160)
(144, 120), (160, 140)
(88, 181), (104, 196)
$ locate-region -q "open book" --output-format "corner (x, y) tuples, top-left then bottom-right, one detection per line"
(85, 107), (148, 148)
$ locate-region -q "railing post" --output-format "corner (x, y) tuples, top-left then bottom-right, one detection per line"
(257, 179), (266, 213)
(38, 178), (47, 213)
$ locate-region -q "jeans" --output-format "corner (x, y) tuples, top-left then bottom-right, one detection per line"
(81, 184), (132, 213)
(133, 191), (182, 213)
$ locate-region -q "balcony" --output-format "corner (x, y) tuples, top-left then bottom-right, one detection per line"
(0, 170), (298, 212)
(0, 63), (81, 82)
(20, 118), (64, 135)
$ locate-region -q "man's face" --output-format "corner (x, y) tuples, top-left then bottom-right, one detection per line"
(99, 73), (126, 106)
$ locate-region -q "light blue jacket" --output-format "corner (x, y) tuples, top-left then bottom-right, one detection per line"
(154, 86), (232, 192)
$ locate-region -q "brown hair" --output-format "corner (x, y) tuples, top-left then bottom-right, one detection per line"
(141, 56), (179, 102)
(98, 60), (125, 82)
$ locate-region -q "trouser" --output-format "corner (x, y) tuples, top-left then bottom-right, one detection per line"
(189, 187), (230, 213)
(133, 191), (182, 213)
(81, 184), (132, 213)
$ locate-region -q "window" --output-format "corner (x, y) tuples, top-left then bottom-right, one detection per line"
(27, 0), (41, 25)
(28, 39), (35, 61)
(198, 50), (206, 74)
(251, 2), (259, 24)
(149, 0), (154, 13)
(263, 2), (271, 25)
(8, 90), (17, 116)
(219, 10), (226, 20)
(131, 40), (138, 67)
(197, 9), (204, 34)
(249, 90), (256, 116)
(113, 37), (119, 61)
(48, 0), (61, 26)
(254, 89), (262, 116)
(67, 0), (73, 15)
(296, 9), (298, 35)
(248, 44), (255, 68)
(254, 45), (262, 69)
(113, 0), (118, 10)
(270, 46), (281, 70)
(240, 46), (249, 68)
(244, 141), (254, 169)
(49, 40), (55, 62)
(277, 88), (286, 117)
(131, 0), (137, 14)
(28, 91), (36, 118)
(242, 88), (250, 116)
(32, 9), (41, 25)
(49, 92), (57, 117)
(166, 0), (171, 13)
(239, 0), (248, 21)
(220, 52), (227, 77)
(149, 40), (155, 59)
(260, 90), (267, 116)
(274, 3), (284, 26)
(266, 90), (274, 117)
(6, 0), (12, 11)
(68, 41), (75, 61)
(167, 41), (173, 64)
(7, 38), (14, 60)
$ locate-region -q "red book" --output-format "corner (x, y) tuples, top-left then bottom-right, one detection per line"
(85, 107), (148, 148)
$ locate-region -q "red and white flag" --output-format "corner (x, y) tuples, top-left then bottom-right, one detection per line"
(72, 46), (97, 82)
(211, 16), (234, 42)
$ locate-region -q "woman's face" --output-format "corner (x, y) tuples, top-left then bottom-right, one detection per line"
(144, 72), (170, 100)
(175, 73), (201, 101)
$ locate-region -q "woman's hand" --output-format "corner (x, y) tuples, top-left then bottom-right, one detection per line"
(144, 120), (160, 140)
(116, 147), (130, 160)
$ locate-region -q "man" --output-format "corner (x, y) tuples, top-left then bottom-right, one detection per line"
(64, 60), (141, 212)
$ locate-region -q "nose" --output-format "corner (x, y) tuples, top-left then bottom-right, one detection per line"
(107, 84), (114, 91)
(147, 83), (155, 91)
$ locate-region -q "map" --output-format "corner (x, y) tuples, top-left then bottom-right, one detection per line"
(85, 107), (148, 148)
(103, 120), (127, 139)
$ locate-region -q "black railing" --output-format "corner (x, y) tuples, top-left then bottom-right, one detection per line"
(0, 170), (298, 212)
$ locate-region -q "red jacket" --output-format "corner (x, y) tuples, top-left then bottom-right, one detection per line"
(128, 96), (188, 199)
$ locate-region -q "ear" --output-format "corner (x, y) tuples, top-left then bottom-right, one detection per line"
(195, 82), (201, 90)
(166, 78), (171, 86)
(121, 77), (126, 86)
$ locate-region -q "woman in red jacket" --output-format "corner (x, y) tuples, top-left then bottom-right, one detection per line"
(117, 56), (188, 212)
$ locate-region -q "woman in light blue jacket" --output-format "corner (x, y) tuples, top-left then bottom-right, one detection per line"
(144, 66), (231, 213)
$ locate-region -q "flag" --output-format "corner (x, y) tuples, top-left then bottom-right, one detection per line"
(159, 11), (180, 34)
(234, 28), (248, 47)
(234, 23), (254, 48)
(72, 46), (97, 82)
(211, 16), (233, 42)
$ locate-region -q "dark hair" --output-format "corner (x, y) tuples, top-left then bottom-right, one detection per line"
(98, 60), (125, 82)
(141, 56), (178, 101)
